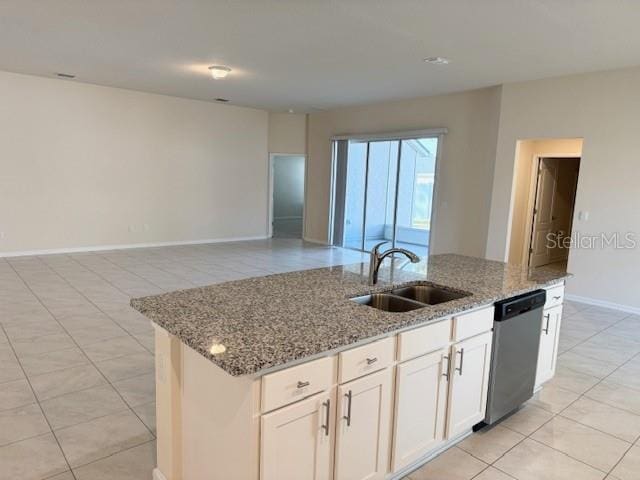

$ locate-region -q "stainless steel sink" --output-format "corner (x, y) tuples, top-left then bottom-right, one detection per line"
(391, 285), (470, 305)
(350, 293), (426, 312)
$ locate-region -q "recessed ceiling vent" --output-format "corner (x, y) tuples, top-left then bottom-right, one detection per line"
(56, 72), (76, 79)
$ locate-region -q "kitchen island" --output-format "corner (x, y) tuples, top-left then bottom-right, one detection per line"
(131, 254), (569, 480)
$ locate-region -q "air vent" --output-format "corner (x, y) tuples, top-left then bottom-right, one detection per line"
(56, 73), (76, 79)
(215, 98), (229, 103)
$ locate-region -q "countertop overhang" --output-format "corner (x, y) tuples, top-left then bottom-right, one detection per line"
(130, 254), (570, 376)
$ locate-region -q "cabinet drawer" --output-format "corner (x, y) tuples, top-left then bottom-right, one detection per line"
(338, 336), (395, 383)
(545, 284), (565, 309)
(452, 307), (494, 342)
(261, 356), (334, 413)
(398, 319), (451, 362)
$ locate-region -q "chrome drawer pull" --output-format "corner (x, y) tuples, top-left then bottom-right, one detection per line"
(553, 295), (562, 300)
(543, 314), (551, 335)
(321, 399), (330, 436)
(365, 357), (378, 365)
(297, 381), (310, 389)
(343, 390), (353, 427)
(455, 348), (465, 375)
(442, 355), (450, 380)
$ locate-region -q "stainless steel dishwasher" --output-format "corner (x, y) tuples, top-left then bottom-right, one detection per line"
(476, 289), (547, 429)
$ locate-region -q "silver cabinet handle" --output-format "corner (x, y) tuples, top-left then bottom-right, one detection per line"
(553, 296), (562, 300)
(321, 399), (330, 436)
(297, 381), (310, 389)
(455, 348), (465, 375)
(366, 357), (378, 365)
(543, 314), (551, 335)
(343, 390), (353, 427)
(442, 355), (450, 380)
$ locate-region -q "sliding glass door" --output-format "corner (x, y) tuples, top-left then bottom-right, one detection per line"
(332, 135), (440, 257)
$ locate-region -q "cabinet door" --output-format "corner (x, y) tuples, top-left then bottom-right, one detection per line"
(391, 349), (449, 472)
(334, 369), (392, 480)
(261, 390), (335, 480)
(535, 305), (563, 388)
(446, 331), (493, 438)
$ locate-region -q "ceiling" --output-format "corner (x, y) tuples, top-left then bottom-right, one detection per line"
(1, 0), (640, 112)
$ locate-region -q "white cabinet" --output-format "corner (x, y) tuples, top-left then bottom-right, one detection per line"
(391, 348), (449, 472)
(261, 390), (335, 480)
(535, 305), (563, 388)
(446, 331), (493, 438)
(334, 368), (392, 480)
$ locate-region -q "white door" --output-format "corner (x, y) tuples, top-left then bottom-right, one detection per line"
(530, 158), (558, 268)
(446, 332), (493, 439)
(261, 390), (335, 480)
(535, 305), (563, 388)
(391, 349), (449, 472)
(334, 369), (392, 480)
(550, 161), (580, 263)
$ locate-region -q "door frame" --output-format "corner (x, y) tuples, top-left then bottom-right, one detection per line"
(328, 132), (445, 255)
(267, 153), (308, 239)
(523, 153), (581, 268)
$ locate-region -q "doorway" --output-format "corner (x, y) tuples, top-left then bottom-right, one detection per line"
(529, 157), (580, 269)
(269, 154), (306, 238)
(330, 133), (442, 257)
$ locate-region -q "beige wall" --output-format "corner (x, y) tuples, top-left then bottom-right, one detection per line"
(268, 112), (307, 154)
(306, 86), (502, 255)
(487, 67), (640, 309)
(508, 138), (583, 265)
(0, 70), (269, 254)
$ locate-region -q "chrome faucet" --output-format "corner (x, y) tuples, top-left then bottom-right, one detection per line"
(368, 242), (420, 285)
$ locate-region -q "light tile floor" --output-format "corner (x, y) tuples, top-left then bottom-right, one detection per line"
(0, 238), (638, 480)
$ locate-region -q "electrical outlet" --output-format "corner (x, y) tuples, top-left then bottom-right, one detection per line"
(143, 223), (149, 231)
(0, 232), (4, 240)
(128, 225), (136, 233)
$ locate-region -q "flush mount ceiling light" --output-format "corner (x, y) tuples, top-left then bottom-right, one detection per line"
(208, 65), (231, 79)
(56, 72), (76, 79)
(423, 56), (451, 65)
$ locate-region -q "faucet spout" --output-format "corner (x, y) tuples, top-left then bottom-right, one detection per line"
(368, 244), (420, 285)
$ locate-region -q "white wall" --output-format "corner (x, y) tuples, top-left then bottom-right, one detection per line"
(487, 67), (640, 309)
(306, 86), (502, 256)
(268, 112), (307, 154)
(0, 70), (269, 254)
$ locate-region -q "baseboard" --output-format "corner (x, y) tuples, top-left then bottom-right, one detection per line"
(302, 236), (329, 246)
(387, 429), (473, 480)
(565, 294), (640, 315)
(152, 468), (168, 480)
(0, 235), (270, 258)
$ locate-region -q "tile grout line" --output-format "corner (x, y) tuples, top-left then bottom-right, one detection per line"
(47, 254), (155, 354)
(0, 322), (78, 480)
(6, 259), (157, 442)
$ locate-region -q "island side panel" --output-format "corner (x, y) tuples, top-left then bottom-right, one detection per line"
(154, 325), (184, 480)
(181, 342), (261, 480)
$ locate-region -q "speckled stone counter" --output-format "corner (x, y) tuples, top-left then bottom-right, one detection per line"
(131, 254), (570, 376)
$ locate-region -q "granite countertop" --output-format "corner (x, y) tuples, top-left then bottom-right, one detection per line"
(131, 254), (570, 377)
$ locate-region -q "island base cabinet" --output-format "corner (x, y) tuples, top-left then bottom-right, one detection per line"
(391, 349), (449, 472)
(535, 305), (563, 389)
(446, 331), (493, 439)
(334, 369), (392, 480)
(260, 390), (335, 480)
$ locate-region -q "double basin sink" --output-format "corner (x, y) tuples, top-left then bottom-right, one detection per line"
(351, 284), (471, 312)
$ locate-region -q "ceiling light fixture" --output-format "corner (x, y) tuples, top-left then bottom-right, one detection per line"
(56, 72), (76, 79)
(214, 98), (229, 103)
(423, 57), (450, 65)
(208, 65), (231, 79)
